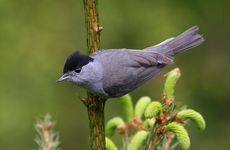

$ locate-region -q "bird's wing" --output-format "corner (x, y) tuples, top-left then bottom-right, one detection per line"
(92, 49), (173, 97)
(124, 50), (173, 67)
(93, 49), (173, 67)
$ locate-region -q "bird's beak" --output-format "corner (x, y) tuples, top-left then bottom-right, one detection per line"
(56, 73), (69, 82)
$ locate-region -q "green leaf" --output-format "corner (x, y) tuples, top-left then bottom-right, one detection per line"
(106, 117), (125, 137)
(143, 118), (156, 128)
(128, 131), (148, 150)
(177, 109), (206, 130)
(134, 96), (151, 118)
(144, 101), (162, 118)
(106, 137), (118, 150)
(119, 94), (134, 121)
(166, 122), (190, 150)
(163, 68), (181, 99)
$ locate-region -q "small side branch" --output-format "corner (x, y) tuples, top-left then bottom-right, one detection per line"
(35, 114), (60, 150)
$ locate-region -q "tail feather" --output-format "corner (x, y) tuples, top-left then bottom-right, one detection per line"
(144, 26), (205, 56)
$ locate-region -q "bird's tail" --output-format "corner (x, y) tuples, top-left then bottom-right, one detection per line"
(144, 26), (205, 56)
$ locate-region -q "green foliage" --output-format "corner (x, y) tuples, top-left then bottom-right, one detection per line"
(144, 101), (162, 118)
(105, 68), (206, 150)
(119, 94), (134, 121)
(163, 68), (181, 100)
(106, 117), (125, 137)
(106, 137), (118, 150)
(166, 122), (190, 150)
(35, 114), (60, 150)
(143, 118), (156, 128)
(128, 131), (148, 150)
(134, 96), (151, 118)
(177, 109), (206, 130)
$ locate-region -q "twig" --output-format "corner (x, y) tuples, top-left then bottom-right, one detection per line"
(35, 114), (60, 150)
(163, 133), (175, 150)
(145, 113), (176, 150)
(146, 124), (163, 150)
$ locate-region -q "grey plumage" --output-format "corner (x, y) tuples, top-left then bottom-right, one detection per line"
(145, 26), (204, 56)
(91, 50), (173, 97)
(57, 26), (204, 98)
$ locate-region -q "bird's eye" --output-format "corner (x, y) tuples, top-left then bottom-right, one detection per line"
(75, 68), (82, 73)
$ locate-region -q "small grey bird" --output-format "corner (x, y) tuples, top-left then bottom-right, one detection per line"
(57, 26), (204, 98)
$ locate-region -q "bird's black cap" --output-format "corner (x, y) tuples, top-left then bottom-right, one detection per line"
(63, 51), (93, 74)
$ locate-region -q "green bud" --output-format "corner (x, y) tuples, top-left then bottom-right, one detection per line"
(166, 122), (190, 150)
(177, 109), (206, 130)
(106, 117), (125, 137)
(106, 137), (118, 150)
(144, 101), (162, 118)
(119, 94), (134, 121)
(134, 96), (151, 118)
(163, 68), (181, 99)
(143, 118), (156, 128)
(128, 131), (148, 150)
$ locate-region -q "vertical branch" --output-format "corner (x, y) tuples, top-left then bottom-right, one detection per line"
(82, 0), (105, 150)
(84, 96), (106, 150)
(83, 0), (102, 53)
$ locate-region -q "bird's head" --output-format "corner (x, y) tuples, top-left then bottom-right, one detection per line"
(56, 51), (94, 85)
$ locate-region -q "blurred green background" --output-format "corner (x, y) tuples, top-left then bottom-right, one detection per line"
(0, 0), (229, 149)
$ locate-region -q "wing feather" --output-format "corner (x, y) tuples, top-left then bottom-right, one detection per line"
(92, 49), (173, 97)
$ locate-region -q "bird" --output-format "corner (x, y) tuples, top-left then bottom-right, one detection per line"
(57, 26), (204, 98)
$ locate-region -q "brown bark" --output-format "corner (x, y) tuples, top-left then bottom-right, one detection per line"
(82, 0), (105, 150)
